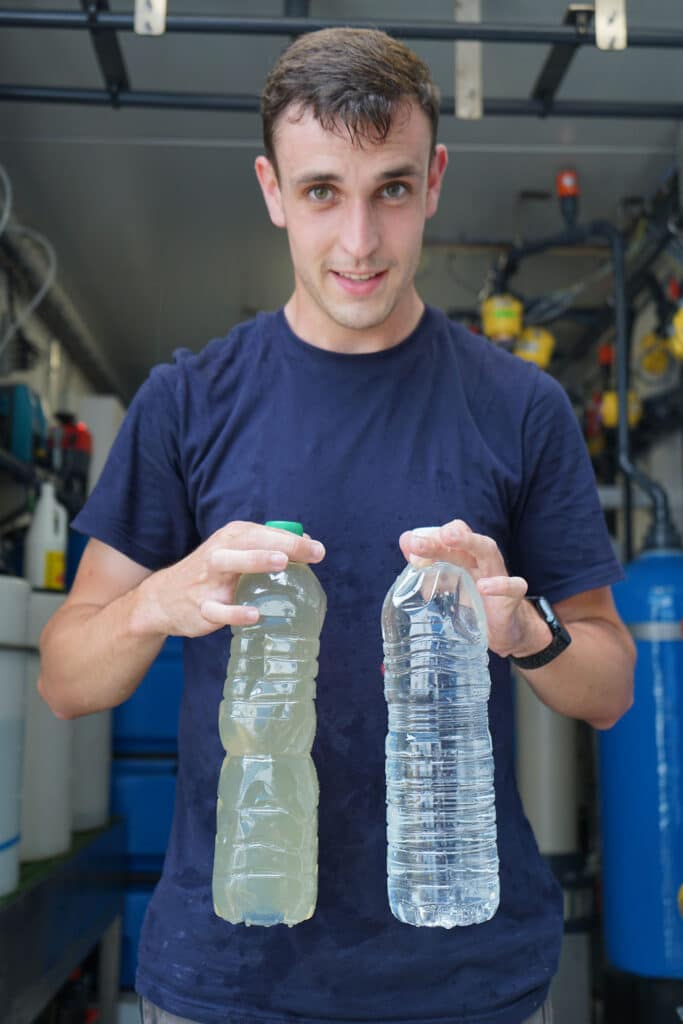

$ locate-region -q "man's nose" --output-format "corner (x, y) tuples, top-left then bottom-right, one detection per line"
(339, 200), (379, 262)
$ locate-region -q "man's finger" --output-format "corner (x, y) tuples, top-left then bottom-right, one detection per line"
(477, 575), (528, 598)
(218, 522), (325, 563)
(399, 529), (478, 570)
(200, 600), (260, 626)
(208, 548), (288, 576)
(441, 524), (506, 576)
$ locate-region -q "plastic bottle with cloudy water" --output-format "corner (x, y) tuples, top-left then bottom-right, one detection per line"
(212, 521), (326, 927)
(381, 528), (499, 928)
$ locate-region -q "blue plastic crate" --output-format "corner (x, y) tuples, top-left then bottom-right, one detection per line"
(113, 637), (184, 753)
(110, 757), (177, 872)
(121, 885), (157, 989)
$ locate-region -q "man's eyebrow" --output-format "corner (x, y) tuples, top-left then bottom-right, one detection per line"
(292, 171), (343, 187)
(291, 164), (423, 188)
(376, 164), (423, 180)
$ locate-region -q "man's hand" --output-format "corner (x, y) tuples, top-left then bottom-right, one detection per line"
(399, 519), (548, 659)
(137, 521), (326, 639)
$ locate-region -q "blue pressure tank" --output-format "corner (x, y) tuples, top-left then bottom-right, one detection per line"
(599, 548), (683, 977)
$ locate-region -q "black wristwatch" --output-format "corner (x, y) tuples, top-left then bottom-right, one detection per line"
(510, 595), (572, 670)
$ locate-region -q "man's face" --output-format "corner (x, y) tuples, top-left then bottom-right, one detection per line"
(255, 102), (447, 347)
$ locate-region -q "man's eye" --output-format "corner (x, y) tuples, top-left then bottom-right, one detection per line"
(309, 185), (333, 201)
(382, 182), (407, 199)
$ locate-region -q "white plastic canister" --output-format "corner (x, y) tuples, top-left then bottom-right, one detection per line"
(24, 481), (67, 591)
(21, 590), (72, 861)
(72, 709), (111, 831)
(0, 575), (30, 896)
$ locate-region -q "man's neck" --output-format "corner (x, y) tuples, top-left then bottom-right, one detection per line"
(283, 290), (425, 355)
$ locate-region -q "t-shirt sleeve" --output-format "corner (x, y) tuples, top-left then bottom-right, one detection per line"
(71, 363), (198, 570)
(509, 371), (623, 603)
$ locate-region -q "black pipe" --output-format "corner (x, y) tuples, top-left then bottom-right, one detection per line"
(0, 85), (261, 111)
(569, 223), (675, 367)
(2, 10), (683, 47)
(0, 447), (36, 485)
(496, 221), (681, 554)
(597, 219), (681, 552)
(448, 306), (603, 325)
(284, 1), (310, 16)
(643, 271), (677, 329)
(1, 85), (683, 122)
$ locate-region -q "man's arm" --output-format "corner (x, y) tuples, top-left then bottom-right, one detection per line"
(400, 520), (635, 731)
(39, 539), (160, 718)
(505, 585), (635, 730)
(39, 524), (326, 720)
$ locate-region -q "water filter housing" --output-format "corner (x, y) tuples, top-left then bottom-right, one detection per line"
(21, 590), (72, 861)
(0, 575), (30, 896)
(599, 549), (683, 977)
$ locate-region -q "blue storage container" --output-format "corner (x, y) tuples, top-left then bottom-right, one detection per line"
(121, 885), (157, 989)
(0, 383), (47, 462)
(599, 549), (683, 978)
(113, 637), (184, 753)
(110, 758), (177, 872)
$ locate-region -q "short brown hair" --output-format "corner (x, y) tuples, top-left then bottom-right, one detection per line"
(261, 28), (440, 170)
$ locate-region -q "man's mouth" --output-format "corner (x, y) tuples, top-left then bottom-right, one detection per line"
(333, 270), (385, 281)
(330, 269), (388, 295)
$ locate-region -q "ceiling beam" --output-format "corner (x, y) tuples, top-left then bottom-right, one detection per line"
(0, 84), (682, 121)
(531, 4), (593, 108)
(80, 0), (130, 102)
(1, 10), (683, 48)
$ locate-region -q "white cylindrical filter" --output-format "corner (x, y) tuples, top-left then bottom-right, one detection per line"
(21, 590), (72, 861)
(72, 710), (111, 831)
(0, 575), (30, 896)
(514, 669), (578, 854)
(24, 481), (68, 590)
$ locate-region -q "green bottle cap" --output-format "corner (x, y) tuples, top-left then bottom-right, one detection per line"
(265, 520), (304, 536)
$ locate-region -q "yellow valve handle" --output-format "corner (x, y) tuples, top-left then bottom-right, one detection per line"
(601, 390), (642, 429)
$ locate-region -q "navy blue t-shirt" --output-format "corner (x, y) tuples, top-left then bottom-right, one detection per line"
(73, 306), (622, 1024)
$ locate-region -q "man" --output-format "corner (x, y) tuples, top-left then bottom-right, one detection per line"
(40, 27), (634, 1024)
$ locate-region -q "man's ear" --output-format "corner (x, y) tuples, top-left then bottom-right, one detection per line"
(425, 144), (448, 220)
(255, 155), (286, 228)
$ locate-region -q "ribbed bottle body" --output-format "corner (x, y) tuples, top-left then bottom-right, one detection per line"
(382, 561), (499, 928)
(213, 562), (326, 927)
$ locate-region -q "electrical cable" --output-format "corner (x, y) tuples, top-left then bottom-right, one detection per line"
(0, 225), (57, 361)
(0, 163), (12, 240)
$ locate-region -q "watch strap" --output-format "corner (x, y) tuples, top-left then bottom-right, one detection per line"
(510, 596), (571, 670)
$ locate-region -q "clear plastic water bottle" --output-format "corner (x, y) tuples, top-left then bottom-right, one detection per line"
(212, 521), (326, 927)
(381, 529), (499, 927)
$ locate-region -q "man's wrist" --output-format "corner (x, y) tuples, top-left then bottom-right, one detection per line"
(510, 596), (572, 669)
(510, 598), (552, 660)
(129, 571), (171, 640)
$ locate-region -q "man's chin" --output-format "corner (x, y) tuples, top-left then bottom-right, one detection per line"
(324, 299), (394, 333)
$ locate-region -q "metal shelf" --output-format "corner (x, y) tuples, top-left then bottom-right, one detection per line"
(0, 820), (125, 1024)
(0, 447), (57, 487)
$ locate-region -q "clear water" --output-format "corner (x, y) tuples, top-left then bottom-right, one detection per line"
(212, 563), (326, 927)
(382, 562), (500, 928)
